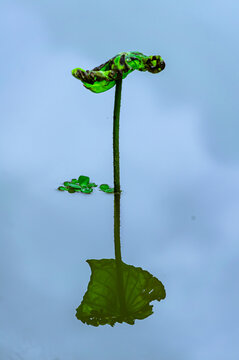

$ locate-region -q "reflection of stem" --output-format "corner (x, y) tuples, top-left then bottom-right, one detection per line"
(114, 191), (126, 314)
(113, 78), (126, 314)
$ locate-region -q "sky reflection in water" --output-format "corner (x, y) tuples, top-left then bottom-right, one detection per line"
(1, 1), (239, 359)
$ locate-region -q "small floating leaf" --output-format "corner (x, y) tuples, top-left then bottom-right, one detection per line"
(105, 188), (114, 193)
(88, 183), (97, 188)
(78, 176), (90, 187)
(81, 187), (93, 194)
(64, 181), (70, 186)
(71, 179), (78, 184)
(68, 183), (82, 189)
(58, 186), (67, 191)
(68, 188), (76, 193)
(76, 259), (166, 327)
(99, 184), (114, 193)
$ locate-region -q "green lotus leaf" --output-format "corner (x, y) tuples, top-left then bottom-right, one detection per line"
(68, 188), (76, 193)
(76, 259), (166, 327)
(57, 175), (96, 195)
(78, 176), (90, 187)
(58, 186), (67, 191)
(68, 183), (82, 189)
(80, 187), (93, 194)
(99, 184), (114, 193)
(88, 182), (97, 188)
(72, 51), (165, 93)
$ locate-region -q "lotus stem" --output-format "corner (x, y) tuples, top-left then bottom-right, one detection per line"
(113, 77), (122, 194)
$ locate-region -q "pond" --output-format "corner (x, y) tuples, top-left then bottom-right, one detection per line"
(1, 2), (239, 359)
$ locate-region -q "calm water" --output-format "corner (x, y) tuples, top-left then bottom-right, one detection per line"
(1, 1), (239, 359)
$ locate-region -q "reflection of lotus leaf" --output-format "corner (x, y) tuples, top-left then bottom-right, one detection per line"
(72, 51), (165, 93)
(76, 259), (166, 326)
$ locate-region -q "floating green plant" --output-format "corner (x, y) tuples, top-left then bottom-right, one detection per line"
(58, 175), (97, 194)
(58, 176), (114, 194)
(99, 184), (114, 193)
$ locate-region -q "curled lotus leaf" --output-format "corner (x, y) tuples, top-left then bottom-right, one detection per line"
(72, 51), (166, 93)
(76, 259), (166, 327)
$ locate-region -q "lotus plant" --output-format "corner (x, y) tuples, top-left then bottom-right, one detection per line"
(58, 51), (166, 326)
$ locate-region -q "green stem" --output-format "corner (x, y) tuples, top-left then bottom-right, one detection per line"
(113, 78), (122, 194)
(113, 77), (122, 262)
(114, 184), (126, 315)
(114, 192), (122, 263)
(113, 78), (126, 314)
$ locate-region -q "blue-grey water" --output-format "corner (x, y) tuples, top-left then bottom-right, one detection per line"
(1, 1), (239, 359)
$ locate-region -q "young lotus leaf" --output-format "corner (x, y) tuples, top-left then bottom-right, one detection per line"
(58, 186), (67, 191)
(76, 259), (166, 327)
(72, 51), (166, 93)
(68, 187), (76, 193)
(80, 187), (93, 194)
(78, 176), (90, 187)
(99, 184), (114, 193)
(88, 182), (97, 188)
(68, 183), (82, 189)
(57, 175), (97, 194)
